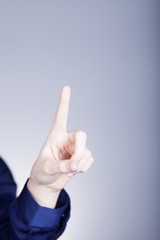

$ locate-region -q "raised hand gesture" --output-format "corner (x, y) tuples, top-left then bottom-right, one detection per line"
(27, 86), (94, 208)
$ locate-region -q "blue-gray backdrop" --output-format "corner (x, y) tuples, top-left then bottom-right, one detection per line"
(0, 1), (159, 239)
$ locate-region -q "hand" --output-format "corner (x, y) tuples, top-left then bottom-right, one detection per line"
(27, 86), (94, 208)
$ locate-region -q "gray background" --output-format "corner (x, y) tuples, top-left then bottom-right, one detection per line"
(0, 1), (159, 239)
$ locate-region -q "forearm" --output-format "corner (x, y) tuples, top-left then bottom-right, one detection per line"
(27, 178), (61, 209)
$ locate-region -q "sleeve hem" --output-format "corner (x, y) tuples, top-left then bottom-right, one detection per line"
(17, 179), (71, 228)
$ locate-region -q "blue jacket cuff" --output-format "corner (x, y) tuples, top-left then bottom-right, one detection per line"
(17, 180), (71, 229)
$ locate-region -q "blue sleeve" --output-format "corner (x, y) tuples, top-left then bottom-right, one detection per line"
(0, 157), (71, 240)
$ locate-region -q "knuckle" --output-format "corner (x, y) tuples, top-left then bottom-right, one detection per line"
(77, 131), (87, 139)
(86, 149), (92, 157)
(81, 168), (87, 173)
(90, 156), (94, 164)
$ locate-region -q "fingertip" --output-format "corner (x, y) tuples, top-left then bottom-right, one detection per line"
(60, 85), (71, 103)
(63, 85), (71, 94)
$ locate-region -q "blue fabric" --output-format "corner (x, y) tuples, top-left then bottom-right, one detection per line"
(0, 156), (71, 240)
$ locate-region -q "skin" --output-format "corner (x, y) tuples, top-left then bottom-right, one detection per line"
(27, 86), (94, 208)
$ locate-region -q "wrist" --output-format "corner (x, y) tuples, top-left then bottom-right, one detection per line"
(27, 178), (61, 209)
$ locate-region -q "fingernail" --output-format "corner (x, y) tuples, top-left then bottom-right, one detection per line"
(71, 163), (77, 171)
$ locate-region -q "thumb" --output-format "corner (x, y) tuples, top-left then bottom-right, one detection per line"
(57, 159), (77, 174)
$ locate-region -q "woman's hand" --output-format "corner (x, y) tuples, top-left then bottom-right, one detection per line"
(27, 86), (94, 208)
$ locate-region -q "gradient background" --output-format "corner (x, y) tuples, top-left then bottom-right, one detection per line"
(0, 1), (159, 239)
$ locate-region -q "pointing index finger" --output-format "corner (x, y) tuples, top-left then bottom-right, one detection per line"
(53, 85), (71, 131)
